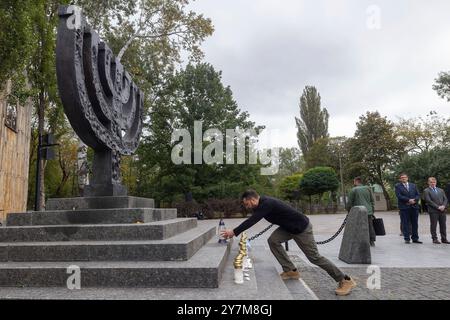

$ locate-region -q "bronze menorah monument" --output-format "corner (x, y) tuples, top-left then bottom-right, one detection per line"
(56, 5), (144, 196)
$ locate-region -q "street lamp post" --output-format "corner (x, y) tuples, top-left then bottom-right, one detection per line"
(34, 134), (59, 211)
(338, 149), (347, 208)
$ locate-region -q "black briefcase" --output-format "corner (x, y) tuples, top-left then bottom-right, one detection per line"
(373, 217), (386, 236)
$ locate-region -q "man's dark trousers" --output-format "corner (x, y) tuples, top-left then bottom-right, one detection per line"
(429, 212), (447, 241)
(267, 223), (345, 282)
(400, 207), (419, 241)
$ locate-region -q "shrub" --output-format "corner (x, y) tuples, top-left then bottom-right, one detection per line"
(299, 167), (339, 197)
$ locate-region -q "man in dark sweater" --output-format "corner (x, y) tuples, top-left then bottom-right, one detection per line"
(221, 190), (356, 296)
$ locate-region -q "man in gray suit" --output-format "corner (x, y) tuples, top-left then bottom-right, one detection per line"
(423, 177), (449, 244)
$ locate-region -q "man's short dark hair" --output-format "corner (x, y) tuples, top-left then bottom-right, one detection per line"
(354, 177), (363, 184)
(399, 172), (408, 178)
(241, 189), (259, 200)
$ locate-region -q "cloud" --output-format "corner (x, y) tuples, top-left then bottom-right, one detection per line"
(188, 0), (450, 148)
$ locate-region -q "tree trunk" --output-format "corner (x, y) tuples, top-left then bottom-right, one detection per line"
(376, 167), (392, 210)
(55, 173), (69, 196)
(55, 151), (69, 196)
(380, 183), (392, 211)
(37, 91), (46, 210)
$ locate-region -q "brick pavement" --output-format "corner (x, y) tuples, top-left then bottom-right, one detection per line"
(233, 213), (450, 300)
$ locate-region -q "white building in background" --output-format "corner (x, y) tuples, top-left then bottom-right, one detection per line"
(371, 184), (388, 211)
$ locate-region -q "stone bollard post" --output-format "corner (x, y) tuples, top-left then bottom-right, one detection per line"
(338, 206), (371, 264)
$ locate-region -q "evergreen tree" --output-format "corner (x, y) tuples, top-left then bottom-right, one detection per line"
(295, 86), (329, 156)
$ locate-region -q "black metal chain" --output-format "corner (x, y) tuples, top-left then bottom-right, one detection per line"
(315, 216), (348, 245)
(248, 214), (348, 245)
(247, 224), (274, 242)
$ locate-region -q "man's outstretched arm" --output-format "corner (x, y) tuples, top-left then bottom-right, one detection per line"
(221, 204), (271, 238)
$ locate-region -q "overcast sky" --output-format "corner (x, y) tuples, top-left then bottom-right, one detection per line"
(187, 0), (450, 148)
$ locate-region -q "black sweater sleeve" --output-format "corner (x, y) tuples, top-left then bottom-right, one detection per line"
(233, 201), (272, 236)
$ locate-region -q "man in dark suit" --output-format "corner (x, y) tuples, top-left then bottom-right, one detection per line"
(423, 177), (449, 244)
(395, 173), (422, 244)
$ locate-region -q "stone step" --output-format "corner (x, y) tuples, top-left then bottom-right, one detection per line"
(0, 224), (215, 262)
(0, 218), (197, 242)
(250, 244), (309, 300)
(6, 208), (177, 226)
(0, 238), (232, 288)
(46, 196), (155, 210)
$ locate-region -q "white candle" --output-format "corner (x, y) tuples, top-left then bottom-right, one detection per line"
(234, 268), (244, 284)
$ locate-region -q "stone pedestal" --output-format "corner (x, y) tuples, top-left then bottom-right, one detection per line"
(83, 150), (128, 197)
(338, 206), (371, 264)
(46, 196), (154, 210)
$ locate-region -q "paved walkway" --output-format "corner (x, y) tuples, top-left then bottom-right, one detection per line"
(229, 211), (450, 300)
(226, 211), (450, 267)
(1, 212), (450, 300)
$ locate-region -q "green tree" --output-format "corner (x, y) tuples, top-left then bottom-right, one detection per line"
(136, 63), (267, 204)
(393, 148), (450, 191)
(278, 147), (303, 175)
(272, 147), (303, 185)
(299, 167), (339, 205)
(4, 0), (214, 207)
(75, 0), (214, 109)
(303, 137), (351, 201)
(278, 174), (303, 201)
(348, 112), (405, 209)
(295, 86), (329, 156)
(303, 137), (350, 172)
(0, 0), (34, 85)
(327, 137), (351, 206)
(304, 138), (332, 169)
(396, 111), (450, 154)
(26, 0), (70, 209)
(74, 0), (215, 191)
(0, 0), (68, 209)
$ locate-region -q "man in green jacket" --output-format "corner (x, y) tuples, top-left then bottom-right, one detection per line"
(346, 177), (376, 246)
